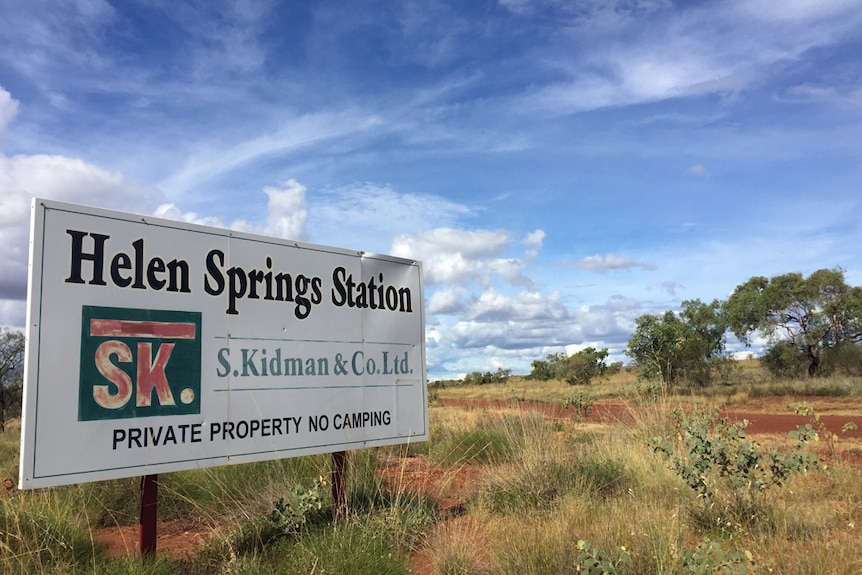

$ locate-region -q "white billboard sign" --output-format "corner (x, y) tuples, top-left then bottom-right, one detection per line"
(20, 198), (427, 488)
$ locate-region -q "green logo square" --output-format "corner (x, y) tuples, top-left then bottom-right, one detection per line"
(78, 306), (202, 421)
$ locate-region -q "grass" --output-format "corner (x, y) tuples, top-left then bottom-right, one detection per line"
(2, 368), (862, 573)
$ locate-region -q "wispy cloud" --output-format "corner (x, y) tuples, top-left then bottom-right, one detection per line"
(569, 254), (655, 274)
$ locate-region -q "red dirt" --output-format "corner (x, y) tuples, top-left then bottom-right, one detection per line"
(94, 518), (220, 561)
(93, 396), (862, 565)
(436, 397), (862, 438)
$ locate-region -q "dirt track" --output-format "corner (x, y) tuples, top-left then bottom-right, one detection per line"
(436, 398), (862, 438)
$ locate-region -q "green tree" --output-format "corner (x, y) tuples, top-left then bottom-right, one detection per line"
(556, 347), (609, 385)
(760, 341), (807, 379)
(527, 352), (566, 381)
(0, 328), (25, 432)
(625, 300), (728, 387)
(462, 367), (511, 385)
(725, 268), (862, 377)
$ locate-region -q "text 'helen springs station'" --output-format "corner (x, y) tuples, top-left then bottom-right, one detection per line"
(65, 229), (415, 317)
(22, 199), (427, 489)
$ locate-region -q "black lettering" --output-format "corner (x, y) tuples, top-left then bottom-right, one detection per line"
(112, 428), (125, 450)
(204, 250), (225, 296)
(131, 238), (146, 289)
(331, 267), (348, 306)
(147, 256), (167, 290)
(66, 230), (108, 285)
(110, 252), (133, 287)
(165, 259), (190, 292)
(227, 267), (247, 314)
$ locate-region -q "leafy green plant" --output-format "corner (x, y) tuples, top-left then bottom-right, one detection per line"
(269, 476), (326, 536)
(676, 539), (757, 574)
(563, 392), (594, 419)
(650, 408), (817, 530)
(794, 401), (859, 458)
(576, 537), (757, 575)
(575, 539), (631, 574)
(506, 386), (525, 408)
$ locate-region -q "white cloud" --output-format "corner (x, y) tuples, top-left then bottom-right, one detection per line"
(687, 164), (707, 176)
(427, 285), (469, 315)
(159, 111), (383, 196)
(511, 0), (862, 116)
(739, 0), (862, 23)
(0, 300), (25, 331)
(0, 152), (158, 325)
(391, 228), (545, 286)
(154, 178), (308, 240)
(0, 86), (19, 134)
(469, 287), (567, 322)
(310, 184), (471, 253)
(264, 179), (307, 241)
(153, 204), (227, 227)
(570, 253), (655, 273)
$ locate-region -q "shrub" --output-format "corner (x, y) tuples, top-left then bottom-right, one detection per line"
(463, 368), (512, 385)
(650, 408), (817, 533)
(761, 342), (807, 379)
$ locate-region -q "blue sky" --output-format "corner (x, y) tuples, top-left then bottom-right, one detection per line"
(1, 0), (861, 379)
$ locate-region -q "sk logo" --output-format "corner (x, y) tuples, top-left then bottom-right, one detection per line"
(79, 306), (202, 421)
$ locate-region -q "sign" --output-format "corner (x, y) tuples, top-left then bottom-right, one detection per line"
(20, 198), (428, 488)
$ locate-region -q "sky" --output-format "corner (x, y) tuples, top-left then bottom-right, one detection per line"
(1, 0), (861, 380)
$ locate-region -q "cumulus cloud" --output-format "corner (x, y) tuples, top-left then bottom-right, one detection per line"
(687, 164), (707, 176)
(0, 153), (158, 309)
(570, 253), (655, 273)
(469, 287), (568, 322)
(390, 225), (582, 375)
(155, 179), (308, 240)
(392, 228), (545, 286)
(571, 296), (641, 341)
(427, 285), (469, 315)
(264, 179), (307, 240)
(153, 203), (228, 227)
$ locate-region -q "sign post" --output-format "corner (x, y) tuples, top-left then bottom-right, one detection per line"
(331, 451), (347, 520)
(20, 198), (428, 554)
(140, 474), (158, 558)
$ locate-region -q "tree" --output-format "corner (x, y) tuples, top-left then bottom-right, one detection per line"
(556, 347), (609, 386)
(462, 367), (511, 385)
(625, 299), (728, 387)
(527, 349), (609, 385)
(0, 328), (25, 432)
(527, 352), (566, 381)
(725, 268), (862, 377)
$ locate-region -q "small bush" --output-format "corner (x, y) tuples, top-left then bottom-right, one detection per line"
(650, 408), (817, 533)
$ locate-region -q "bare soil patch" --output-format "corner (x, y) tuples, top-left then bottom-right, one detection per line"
(95, 518), (222, 560)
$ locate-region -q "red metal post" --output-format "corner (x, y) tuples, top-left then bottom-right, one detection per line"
(139, 474), (158, 559)
(331, 451), (347, 520)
